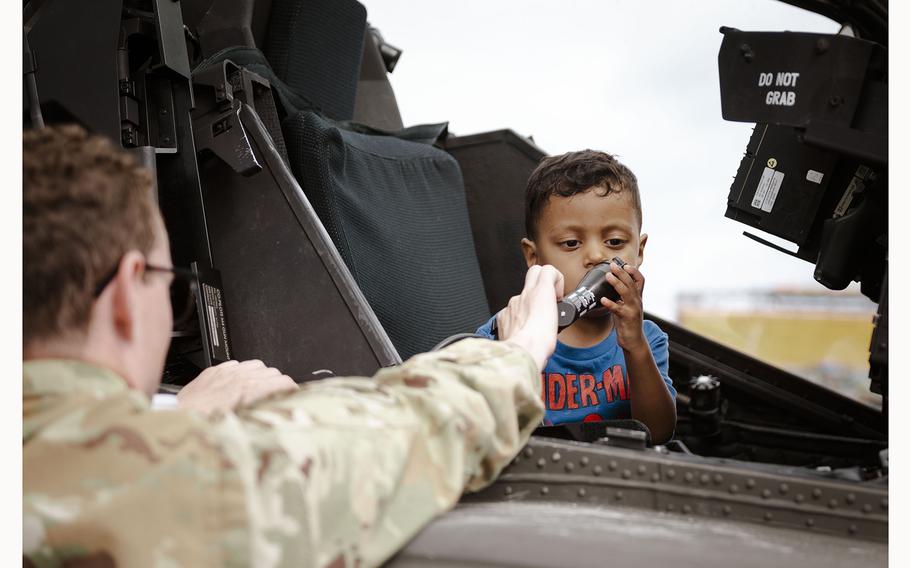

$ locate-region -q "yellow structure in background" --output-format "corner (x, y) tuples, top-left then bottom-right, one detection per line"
(677, 290), (878, 406)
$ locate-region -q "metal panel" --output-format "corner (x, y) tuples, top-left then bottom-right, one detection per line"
(465, 438), (887, 543)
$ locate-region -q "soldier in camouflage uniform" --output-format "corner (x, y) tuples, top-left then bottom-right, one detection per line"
(23, 125), (564, 567)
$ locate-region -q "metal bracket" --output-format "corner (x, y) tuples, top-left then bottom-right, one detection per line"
(193, 101), (262, 176)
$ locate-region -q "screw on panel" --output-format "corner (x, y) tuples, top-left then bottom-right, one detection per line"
(684, 472), (694, 483)
(740, 43), (754, 62)
(524, 447), (534, 458)
(540, 486), (549, 495)
(729, 484), (739, 494)
(537, 458), (546, 469)
(682, 505), (692, 515)
(615, 491), (624, 501)
(846, 493), (856, 504)
(699, 474), (710, 485)
(578, 488), (587, 497)
(504, 486), (513, 495)
(815, 37), (830, 54)
(795, 494), (805, 504)
(848, 524), (858, 535)
(552, 452), (561, 462)
(779, 483), (789, 495)
(713, 474), (723, 485)
(565, 462), (575, 473)
(593, 465), (603, 476)
(637, 465), (647, 476)
(862, 504), (872, 514)
(746, 479), (756, 489)
(805, 518), (815, 528)
(812, 489), (822, 500)
(580, 456), (589, 467)
(881, 499), (888, 510)
(608, 460), (618, 471)
(722, 506), (732, 516)
(666, 504), (674, 512)
(828, 499), (838, 509)
(762, 490), (772, 499)
(512, 457), (521, 466)
(622, 469), (632, 480)
(667, 469), (676, 479)
(651, 473), (660, 483)
(764, 512), (773, 522)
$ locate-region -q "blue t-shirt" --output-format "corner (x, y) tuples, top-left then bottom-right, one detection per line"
(475, 317), (676, 425)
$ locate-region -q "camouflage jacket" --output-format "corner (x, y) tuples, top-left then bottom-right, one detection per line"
(23, 339), (543, 567)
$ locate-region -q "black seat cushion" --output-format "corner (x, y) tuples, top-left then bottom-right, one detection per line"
(283, 110), (491, 359)
(263, 0), (366, 120)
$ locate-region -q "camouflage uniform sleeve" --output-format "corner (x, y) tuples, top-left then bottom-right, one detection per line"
(211, 338), (542, 567)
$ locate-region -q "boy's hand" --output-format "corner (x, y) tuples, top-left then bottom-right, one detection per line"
(601, 262), (647, 351)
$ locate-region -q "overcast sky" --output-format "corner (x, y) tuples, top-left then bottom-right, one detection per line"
(362, 0), (845, 319)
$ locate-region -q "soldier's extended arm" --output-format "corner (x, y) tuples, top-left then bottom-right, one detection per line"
(215, 265), (563, 567)
(216, 339), (542, 567)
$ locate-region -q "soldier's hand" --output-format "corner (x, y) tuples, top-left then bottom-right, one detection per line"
(497, 264), (564, 371)
(177, 360), (298, 415)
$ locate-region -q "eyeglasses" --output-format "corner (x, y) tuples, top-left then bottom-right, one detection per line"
(93, 260), (200, 327)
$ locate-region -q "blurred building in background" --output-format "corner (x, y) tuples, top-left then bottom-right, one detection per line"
(677, 289), (878, 407)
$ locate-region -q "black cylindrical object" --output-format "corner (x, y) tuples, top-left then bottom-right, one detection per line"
(688, 375), (722, 436)
(556, 257), (625, 330)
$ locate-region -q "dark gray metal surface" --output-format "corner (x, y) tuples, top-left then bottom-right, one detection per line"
(464, 438), (887, 542)
(390, 501), (885, 568)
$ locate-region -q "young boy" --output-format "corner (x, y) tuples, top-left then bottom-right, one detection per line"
(476, 150), (677, 443)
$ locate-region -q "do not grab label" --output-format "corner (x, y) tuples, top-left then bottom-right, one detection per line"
(758, 71), (800, 107)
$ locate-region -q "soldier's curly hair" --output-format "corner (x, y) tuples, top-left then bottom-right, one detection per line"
(24, 124), (158, 344)
(524, 149), (642, 239)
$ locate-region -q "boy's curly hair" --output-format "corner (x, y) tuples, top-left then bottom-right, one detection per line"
(525, 150), (642, 238)
(24, 124), (158, 344)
